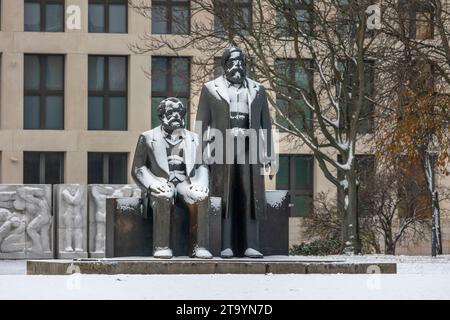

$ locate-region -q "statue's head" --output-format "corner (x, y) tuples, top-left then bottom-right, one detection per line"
(221, 47), (247, 85)
(157, 97), (186, 132)
(67, 185), (78, 194)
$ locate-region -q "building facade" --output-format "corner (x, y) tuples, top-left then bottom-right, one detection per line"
(0, 0), (449, 254)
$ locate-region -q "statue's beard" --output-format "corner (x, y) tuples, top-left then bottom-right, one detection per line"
(225, 68), (246, 84)
(163, 118), (185, 132)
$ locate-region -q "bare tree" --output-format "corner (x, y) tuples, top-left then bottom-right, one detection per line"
(378, 0), (450, 256)
(305, 166), (438, 255)
(129, 0), (388, 254)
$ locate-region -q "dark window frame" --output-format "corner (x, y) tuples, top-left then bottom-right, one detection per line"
(214, 0), (253, 35)
(152, 0), (191, 35)
(151, 56), (191, 129)
(23, 151), (65, 184)
(337, 58), (376, 135)
(87, 152), (128, 184)
(277, 154), (314, 217)
(24, 54), (65, 130)
(88, 55), (128, 131)
(88, 0), (128, 33)
(275, 58), (314, 132)
(24, 0), (65, 32)
(399, 0), (435, 40)
(278, 0), (314, 37)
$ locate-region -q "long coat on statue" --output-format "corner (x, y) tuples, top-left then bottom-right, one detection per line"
(196, 75), (274, 220)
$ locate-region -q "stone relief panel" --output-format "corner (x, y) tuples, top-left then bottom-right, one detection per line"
(0, 185), (53, 259)
(88, 185), (141, 258)
(54, 184), (88, 259)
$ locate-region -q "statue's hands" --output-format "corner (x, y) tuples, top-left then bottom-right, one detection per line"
(177, 181), (209, 204)
(188, 184), (209, 202)
(149, 182), (174, 198)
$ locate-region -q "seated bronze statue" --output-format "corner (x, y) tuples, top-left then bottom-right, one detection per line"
(131, 98), (212, 259)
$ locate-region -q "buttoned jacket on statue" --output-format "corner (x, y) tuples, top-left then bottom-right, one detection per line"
(131, 126), (209, 196)
(196, 76), (274, 220)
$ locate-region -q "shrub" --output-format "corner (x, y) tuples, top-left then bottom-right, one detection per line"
(290, 238), (342, 256)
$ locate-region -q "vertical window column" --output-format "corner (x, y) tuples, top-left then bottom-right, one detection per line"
(88, 152), (128, 184)
(151, 56), (190, 129)
(277, 154), (314, 217)
(23, 152), (65, 184)
(88, 0), (128, 33)
(24, 0), (64, 32)
(152, 0), (191, 34)
(24, 54), (64, 130)
(88, 55), (128, 130)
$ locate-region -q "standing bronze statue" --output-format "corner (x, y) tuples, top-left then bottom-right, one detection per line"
(196, 47), (275, 258)
(132, 98), (212, 259)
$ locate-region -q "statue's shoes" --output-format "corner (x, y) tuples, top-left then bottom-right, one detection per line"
(65, 246), (74, 252)
(244, 248), (263, 258)
(193, 247), (213, 259)
(154, 248), (173, 259)
(220, 248), (234, 259)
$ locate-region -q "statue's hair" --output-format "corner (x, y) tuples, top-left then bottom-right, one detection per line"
(221, 46), (246, 69)
(157, 97), (185, 118)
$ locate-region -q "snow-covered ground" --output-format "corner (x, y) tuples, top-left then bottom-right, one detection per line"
(0, 255), (449, 300)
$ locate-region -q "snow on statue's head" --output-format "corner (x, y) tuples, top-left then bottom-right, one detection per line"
(221, 47), (247, 85)
(157, 97), (186, 133)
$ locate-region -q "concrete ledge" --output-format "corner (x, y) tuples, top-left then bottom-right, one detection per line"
(27, 258), (397, 275)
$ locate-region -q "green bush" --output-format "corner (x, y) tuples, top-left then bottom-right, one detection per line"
(290, 238), (342, 256)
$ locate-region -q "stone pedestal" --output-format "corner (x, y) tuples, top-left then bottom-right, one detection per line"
(27, 258), (398, 275)
(54, 185), (88, 259)
(88, 184), (141, 258)
(0, 185), (53, 259)
(105, 196), (222, 257)
(260, 190), (290, 255)
(105, 197), (151, 257)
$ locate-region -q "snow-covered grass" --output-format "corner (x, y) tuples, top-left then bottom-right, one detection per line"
(1, 255), (449, 300)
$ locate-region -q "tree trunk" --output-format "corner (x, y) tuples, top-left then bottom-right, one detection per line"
(341, 171), (361, 254)
(384, 228), (395, 255)
(425, 151), (442, 256)
(432, 191), (443, 256)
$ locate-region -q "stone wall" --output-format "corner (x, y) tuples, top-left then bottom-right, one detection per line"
(0, 184), (140, 259)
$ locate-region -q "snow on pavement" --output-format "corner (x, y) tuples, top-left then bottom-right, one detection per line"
(0, 256), (449, 300)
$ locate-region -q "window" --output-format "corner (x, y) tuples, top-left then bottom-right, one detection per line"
(275, 59), (313, 132)
(23, 152), (64, 184)
(214, 0), (252, 35)
(88, 55), (128, 130)
(336, 0), (354, 37)
(24, 0), (64, 32)
(277, 154), (314, 217)
(88, 0), (128, 33)
(277, 0), (313, 37)
(410, 60), (435, 93)
(24, 54), (64, 130)
(88, 152), (128, 184)
(337, 59), (375, 134)
(151, 56), (190, 129)
(152, 0), (190, 34)
(400, 0), (434, 40)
